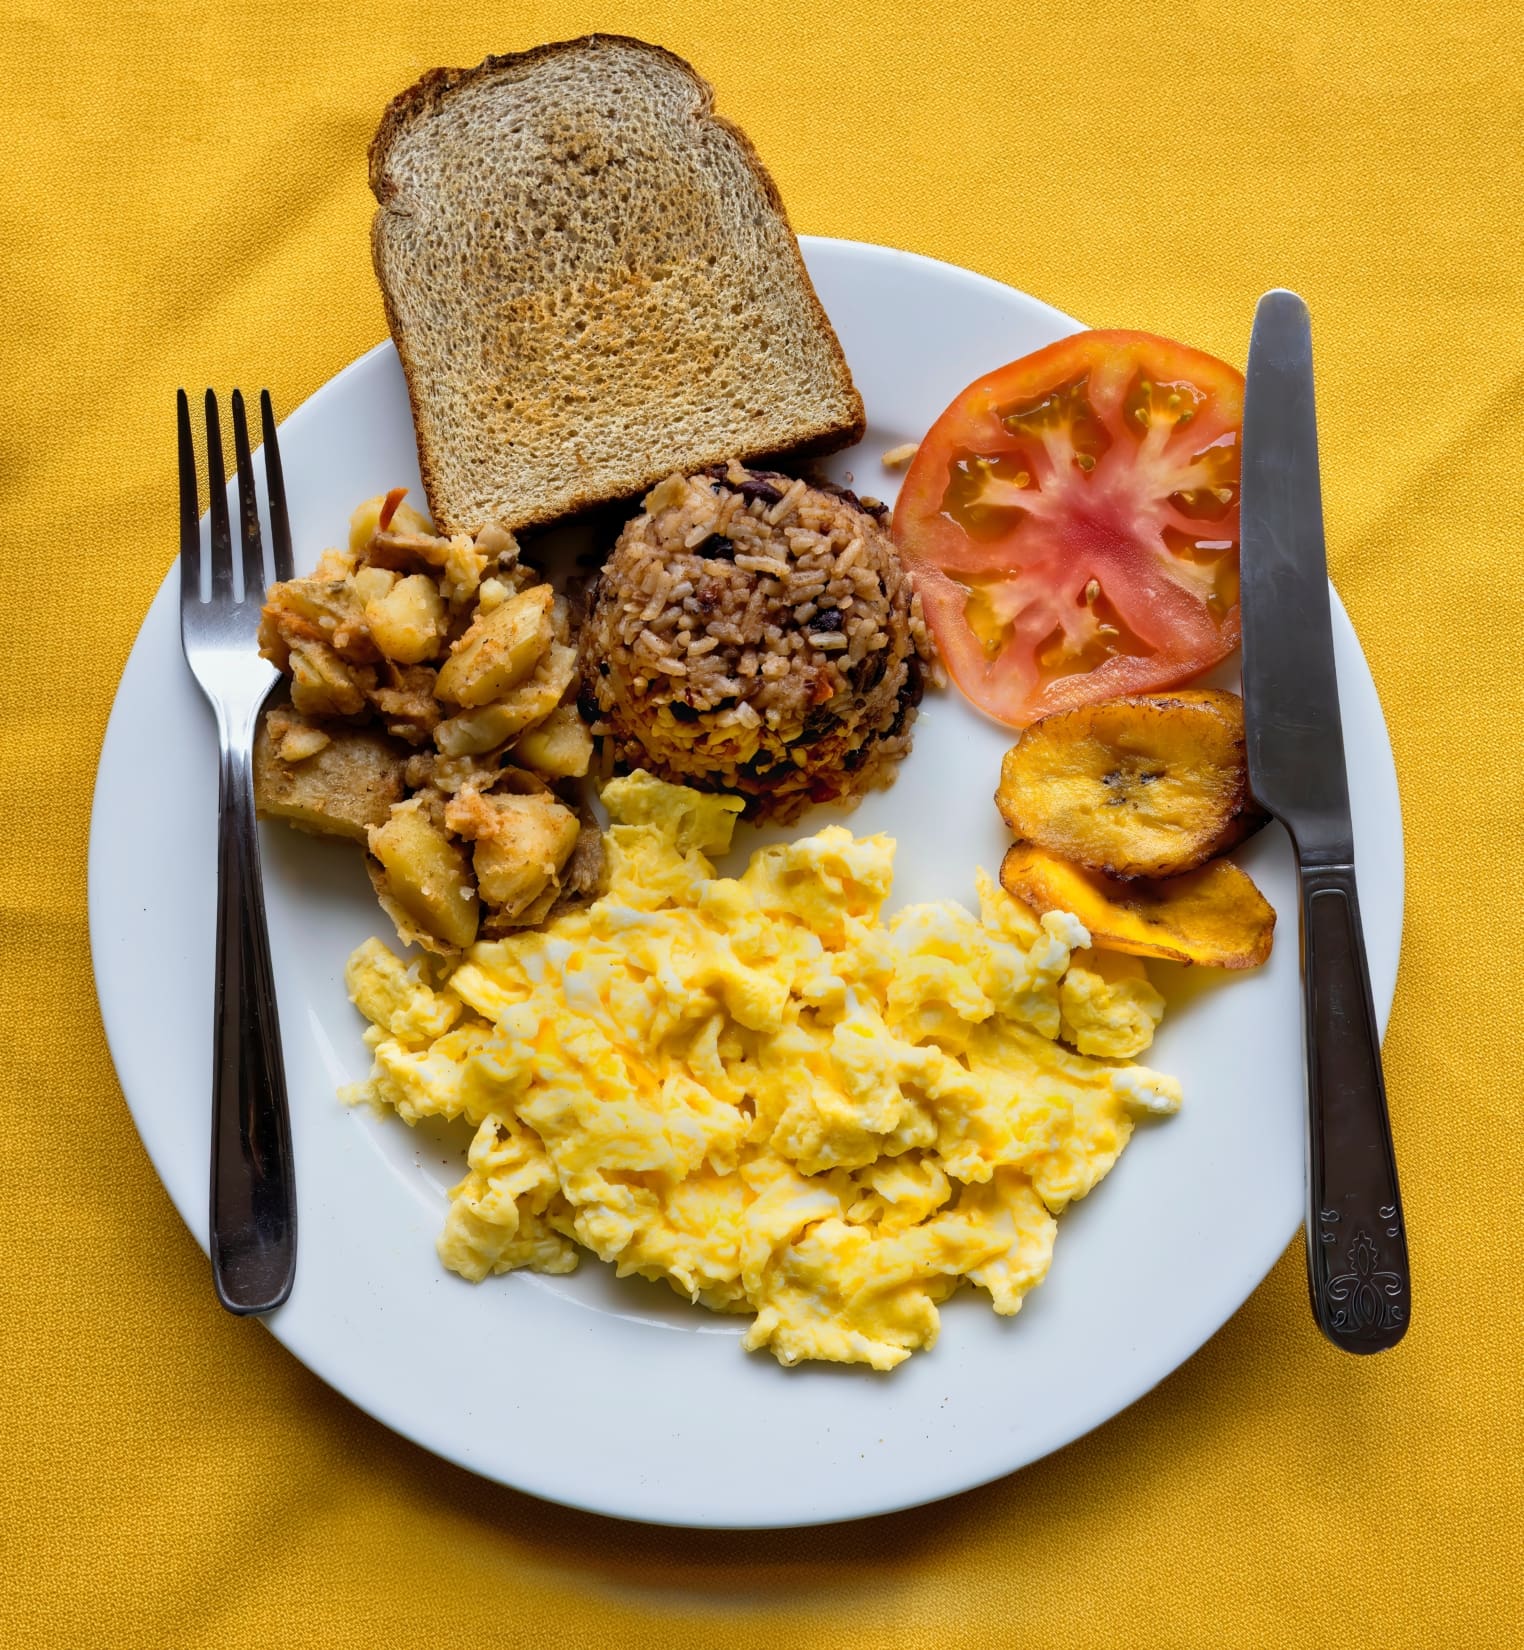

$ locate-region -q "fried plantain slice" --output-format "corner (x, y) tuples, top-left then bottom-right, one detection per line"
(999, 842), (1275, 969)
(995, 690), (1266, 879)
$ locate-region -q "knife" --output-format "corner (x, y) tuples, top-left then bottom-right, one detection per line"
(1239, 289), (1409, 1354)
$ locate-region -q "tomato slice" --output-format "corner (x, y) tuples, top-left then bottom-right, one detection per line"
(892, 331), (1243, 727)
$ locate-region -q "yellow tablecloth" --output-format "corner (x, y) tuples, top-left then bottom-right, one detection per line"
(4, 2), (1519, 1644)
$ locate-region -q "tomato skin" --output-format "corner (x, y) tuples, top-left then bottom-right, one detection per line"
(892, 331), (1244, 728)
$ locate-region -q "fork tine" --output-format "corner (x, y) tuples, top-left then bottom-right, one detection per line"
(177, 390), (201, 606)
(204, 390), (234, 601)
(230, 389), (266, 601)
(260, 390), (294, 583)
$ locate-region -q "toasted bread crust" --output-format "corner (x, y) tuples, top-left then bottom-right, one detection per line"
(368, 36), (864, 535)
(369, 37), (707, 198)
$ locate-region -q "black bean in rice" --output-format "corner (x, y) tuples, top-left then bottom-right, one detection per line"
(578, 464), (936, 823)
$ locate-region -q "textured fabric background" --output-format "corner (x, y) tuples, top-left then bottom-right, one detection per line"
(3, 2), (1519, 1645)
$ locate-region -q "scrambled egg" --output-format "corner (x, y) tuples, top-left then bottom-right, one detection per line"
(344, 772), (1182, 1370)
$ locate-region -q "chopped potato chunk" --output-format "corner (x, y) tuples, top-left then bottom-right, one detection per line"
(511, 703), (593, 779)
(349, 491), (433, 551)
(351, 565), (396, 607)
(435, 586), (554, 707)
(475, 577), (509, 612)
(445, 785), (581, 920)
(254, 710), (405, 842)
(435, 642), (578, 756)
(366, 573), (446, 665)
(258, 578), (374, 665)
(288, 641), (373, 718)
(368, 799), (479, 951)
(276, 720), (331, 762)
(311, 546), (357, 581)
(366, 531), (490, 609)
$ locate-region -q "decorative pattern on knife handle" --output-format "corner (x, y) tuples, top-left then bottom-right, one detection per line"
(1317, 1211), (1407, 1335)
(1301, 865), (1410, 1351)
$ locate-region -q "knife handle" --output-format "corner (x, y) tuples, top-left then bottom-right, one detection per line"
(1299, 862), (1409, 1353)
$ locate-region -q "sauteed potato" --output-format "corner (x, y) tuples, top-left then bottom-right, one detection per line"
(253, 490), (592, 951)
(435, 585), (555, 706)
(367, 797), (480, 953)
(253, 705), (405, 842)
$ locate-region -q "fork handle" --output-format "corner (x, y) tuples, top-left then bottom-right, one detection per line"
(1300, 862), (1408, 1353)
(210, 717), (297, 1313)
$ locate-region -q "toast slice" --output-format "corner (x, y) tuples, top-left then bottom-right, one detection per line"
(369, 36), (866, 536)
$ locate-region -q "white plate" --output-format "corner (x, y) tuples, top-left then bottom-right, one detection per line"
(90, 239), (1403, 1528)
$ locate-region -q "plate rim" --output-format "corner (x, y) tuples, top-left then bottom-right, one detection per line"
(89, 236), (1405, 1528)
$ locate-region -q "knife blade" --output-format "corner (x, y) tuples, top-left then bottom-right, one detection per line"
(1240, 289), (1409, 1354)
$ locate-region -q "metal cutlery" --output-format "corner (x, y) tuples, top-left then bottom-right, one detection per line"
(177, 387), (297, 1315)
(1239, 291), (1409, 1353)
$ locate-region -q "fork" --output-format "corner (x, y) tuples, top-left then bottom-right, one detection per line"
(178, 387), (297, 1315)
